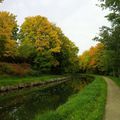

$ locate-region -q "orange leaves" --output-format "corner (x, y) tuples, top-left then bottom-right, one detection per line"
(0, 62), (32, 76)
(80, 43), (105, 72)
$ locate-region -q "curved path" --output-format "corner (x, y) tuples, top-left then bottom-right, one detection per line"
(103, 77), (120, 120)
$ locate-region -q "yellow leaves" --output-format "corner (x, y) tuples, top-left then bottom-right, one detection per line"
(51, 59), (59, 67)
(35, 39), (50, 52)
(50, 46), (61, 53)
(4, 39), (17, 57)
(0, 11), (17, 57)
(0, 12), (17, 38)
(20, 15), (62, 54)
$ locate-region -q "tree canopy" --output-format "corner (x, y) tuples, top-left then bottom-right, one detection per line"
(84, 0), (120, 77)
(0, 12), (79, 74)
(0, 11), (18, 59)
(20, 16), (61, 54)
(80, 43), (105, 74)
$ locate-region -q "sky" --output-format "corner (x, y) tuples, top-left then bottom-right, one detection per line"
(0, 0), (109, 54)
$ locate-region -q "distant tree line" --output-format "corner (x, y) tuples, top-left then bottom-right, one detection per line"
(0, 11), (79, 74)
(79, 43), (105, 74)
(1, 0), (120, 77)
(80, 0), (120, 77)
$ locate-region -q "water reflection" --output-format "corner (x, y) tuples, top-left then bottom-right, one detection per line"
(0, 75), (92, 120)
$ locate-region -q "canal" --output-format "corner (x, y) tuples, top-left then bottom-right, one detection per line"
(0, 75), (93, 120)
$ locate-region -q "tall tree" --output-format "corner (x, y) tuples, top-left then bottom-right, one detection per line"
(52, 34), (79, 73)
(20, 16), (61, 54)
(95, 0), (120, 77)
(19, 15), (79, 73)
(79, 43), (105, 74)
(79, 50), (90, 72)
(0, 11), (18, 59)
(99, 0), (120, 11)
(19, 16), (61, 72)
(94, 26), (120, 76)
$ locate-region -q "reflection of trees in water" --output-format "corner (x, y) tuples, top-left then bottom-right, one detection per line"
(0, 75), (92, 120)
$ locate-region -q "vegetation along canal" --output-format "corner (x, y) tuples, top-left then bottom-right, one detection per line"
(0, 75), (93, 120)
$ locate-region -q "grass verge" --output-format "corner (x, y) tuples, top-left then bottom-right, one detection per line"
(0, 75), (63, 87)
(35, 76), (107, 120)
(109, 76), (120, 87)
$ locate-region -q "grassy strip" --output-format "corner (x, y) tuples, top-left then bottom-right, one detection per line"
(35, 76), (107, 120)
(109, 77), (120, 87)
(0, 75), (63, 87)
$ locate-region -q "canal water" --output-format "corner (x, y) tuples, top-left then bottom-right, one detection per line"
(0, 75), (93, 120)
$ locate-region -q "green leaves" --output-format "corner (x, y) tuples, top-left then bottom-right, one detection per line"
(99, 0), (120, 11)
(0, 35), (6, 57)
(93, 0), (120, 76)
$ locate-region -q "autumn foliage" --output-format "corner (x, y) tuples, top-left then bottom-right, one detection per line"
(80, 43), (105, 73)
(0, 62), (33, 76)
(0, 12), (79, 75)
(0, 12), (18, 58)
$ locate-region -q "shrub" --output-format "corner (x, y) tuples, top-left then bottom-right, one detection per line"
(0, 62), (34, 76)
(0, 63), (13, 74)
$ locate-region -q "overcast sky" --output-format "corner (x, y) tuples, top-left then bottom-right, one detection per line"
(0, 0), (109, 54)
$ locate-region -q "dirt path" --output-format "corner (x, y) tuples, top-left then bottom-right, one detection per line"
(103, 77), (120, 120)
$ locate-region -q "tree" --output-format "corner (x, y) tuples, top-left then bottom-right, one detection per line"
(94, 26), (120, 76)
(79, 51), (90, 72)
(18, 42), (36, 63)
(19, 15), (79, 73)
(0, 11), (18, 59)
(19, 16), (62, 72)
(79, 43), (105, 74)
(20, 16), (61, 54)
(0, 35), (6, 57)
(51, 29), (79, 74)
(99, 0), (120, 11)
(34, 51), (56, 73)
(94, 0), (120, 77)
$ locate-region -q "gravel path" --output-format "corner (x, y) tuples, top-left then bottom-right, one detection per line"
(103, 77), (120, 120)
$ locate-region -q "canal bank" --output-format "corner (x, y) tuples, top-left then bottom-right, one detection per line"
(0, 75), (92, 120)
(0, 77), (70, 92)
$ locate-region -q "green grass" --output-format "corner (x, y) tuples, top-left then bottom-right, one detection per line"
(109, 76), (120, 87)
(0, 75), (63, 87)
(35, 76), (107, 120)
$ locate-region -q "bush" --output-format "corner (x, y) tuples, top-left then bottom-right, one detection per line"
(0, 63), (13, 74)
(0, 62), (35, 76)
